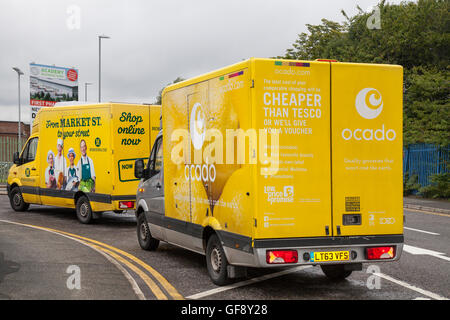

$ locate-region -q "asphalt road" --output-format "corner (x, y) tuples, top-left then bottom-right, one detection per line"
(0, 194), (448, 300)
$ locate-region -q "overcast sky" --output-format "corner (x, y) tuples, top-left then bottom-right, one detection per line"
(0, 0), (409, 123)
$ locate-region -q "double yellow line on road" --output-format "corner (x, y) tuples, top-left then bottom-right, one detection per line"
(0, 219), (183, 300)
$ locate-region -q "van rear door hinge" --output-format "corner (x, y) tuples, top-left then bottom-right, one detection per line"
(250, 79), (255, 88)
(254, 218), (257, 227)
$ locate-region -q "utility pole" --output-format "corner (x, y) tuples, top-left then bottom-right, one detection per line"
(12, 67), (24, 152)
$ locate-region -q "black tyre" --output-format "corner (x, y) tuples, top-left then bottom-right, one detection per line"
(321, 264), (353, 280)
(205, 234), (230, 286)
(76, 195), (93, 224)
(9, 187), (30, 212)
(137, 213), (159, 250)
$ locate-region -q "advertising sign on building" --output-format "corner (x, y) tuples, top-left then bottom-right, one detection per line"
(29, 63), (79, 127)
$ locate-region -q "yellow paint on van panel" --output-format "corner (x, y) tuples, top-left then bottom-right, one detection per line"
(331, 63), (403, 236)
(253, 59), (332, 239)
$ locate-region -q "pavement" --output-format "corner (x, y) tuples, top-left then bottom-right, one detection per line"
(403, 196), (450, 214)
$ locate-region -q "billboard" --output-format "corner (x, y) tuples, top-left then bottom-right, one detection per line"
(29, 63), (79, 127)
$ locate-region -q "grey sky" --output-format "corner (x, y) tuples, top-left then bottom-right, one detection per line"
(0, 0), (408, 123)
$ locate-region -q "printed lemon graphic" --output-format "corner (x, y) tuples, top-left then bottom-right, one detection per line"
(197, 86), (242, 215)
(214, 167), (252, 236)
(168, 164), (209, 224)
(163, 78), (248, 219)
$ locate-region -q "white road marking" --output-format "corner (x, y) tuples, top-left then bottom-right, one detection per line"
(374, 272), (448, 300)
(403, 244), (450, 262)
(186, 265), (312, 300)
(404, 227), (440, 235)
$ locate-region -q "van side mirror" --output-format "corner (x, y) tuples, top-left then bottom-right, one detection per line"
(13, 152), (21, 165)
(134, 159), (146, 179)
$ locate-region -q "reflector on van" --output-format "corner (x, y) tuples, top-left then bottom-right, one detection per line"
(119, 201), (135, 209)
(366, 246), (395, 260)
(266, 250), (298, 264)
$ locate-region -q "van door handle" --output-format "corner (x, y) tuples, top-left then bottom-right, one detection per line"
(31, 168), (36, 171)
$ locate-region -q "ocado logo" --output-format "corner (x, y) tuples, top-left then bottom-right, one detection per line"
(186, 103), (216, 182)
(341, 88), (396, 141)
(341, 124), (396, 141)
(190, 102), (205, 150)
(355, 88), (383, 119)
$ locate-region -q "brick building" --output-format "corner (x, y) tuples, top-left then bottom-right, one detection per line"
(0, 121), (30, 162)
(0, 121), (30, 139)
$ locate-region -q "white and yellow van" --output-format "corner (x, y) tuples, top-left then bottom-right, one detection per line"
(134, 58), (404, 285)
(7, 103), (160, 223)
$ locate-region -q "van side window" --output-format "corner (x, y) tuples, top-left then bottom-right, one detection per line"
(27, 138), (38, 162)
(154, 139), (163, 173)
(148, 137), (162, 177)
(21, 137), (38, 164)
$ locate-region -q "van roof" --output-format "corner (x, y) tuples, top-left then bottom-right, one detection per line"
(161, 57), (402, 97)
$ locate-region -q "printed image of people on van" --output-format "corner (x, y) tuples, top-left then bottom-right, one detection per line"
(54, 138), (67, 190)
(65, 147), (80, 191)
(77, 139), (96, 193)
(45, 150), (57, 189)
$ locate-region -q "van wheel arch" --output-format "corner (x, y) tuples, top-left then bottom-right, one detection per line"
(8, 183), (19, 197)
(136, 206), (144, 218)
(202, 226), (217, 252)
(74, 191), (87, 207)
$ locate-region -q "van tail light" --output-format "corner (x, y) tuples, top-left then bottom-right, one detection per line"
(366, 246), (395, 260)
(266, 250), (298, 264)
(119, 201), (135, 209)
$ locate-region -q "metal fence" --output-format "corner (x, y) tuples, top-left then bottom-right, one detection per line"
(0, 136), (27, 184)
(0, 161), (13, 184)
(0, 136), (27, 162)
(403, 144), (449, 187)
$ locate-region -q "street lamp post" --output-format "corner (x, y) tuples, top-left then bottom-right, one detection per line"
(12, 67), (24, 152)
(98, 35), (110, 102)
(85, 82), (93, 102)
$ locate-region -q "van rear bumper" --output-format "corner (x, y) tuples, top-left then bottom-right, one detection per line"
(224, 234), (404, 268)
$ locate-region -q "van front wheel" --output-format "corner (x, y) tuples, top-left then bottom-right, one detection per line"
(137, 213), (159, 251)
(320, 264), (352, 280)
(206, 234), (230, 286)
(76, 196), (93, 224)
(9, 187), (29, 212)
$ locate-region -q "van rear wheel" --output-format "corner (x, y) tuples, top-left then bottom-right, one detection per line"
(9, 187), (29, 212)
(321, 264), (352, 280)
(137, 213), (159, 250)
(206, 234), (230, 286)
(76, 196), (93, 224)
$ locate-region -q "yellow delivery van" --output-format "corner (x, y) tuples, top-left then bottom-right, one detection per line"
(7, 103), (161, 223)
(134, 58), (404, 285)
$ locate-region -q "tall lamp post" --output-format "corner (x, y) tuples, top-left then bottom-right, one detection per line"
(85, 82), (92, 102)
(12, 67), (24, 152)
(98, 35), (110, 102)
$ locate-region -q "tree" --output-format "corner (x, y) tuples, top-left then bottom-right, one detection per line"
(280, 0), (449, 146)
(155, 77), (185, 105)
